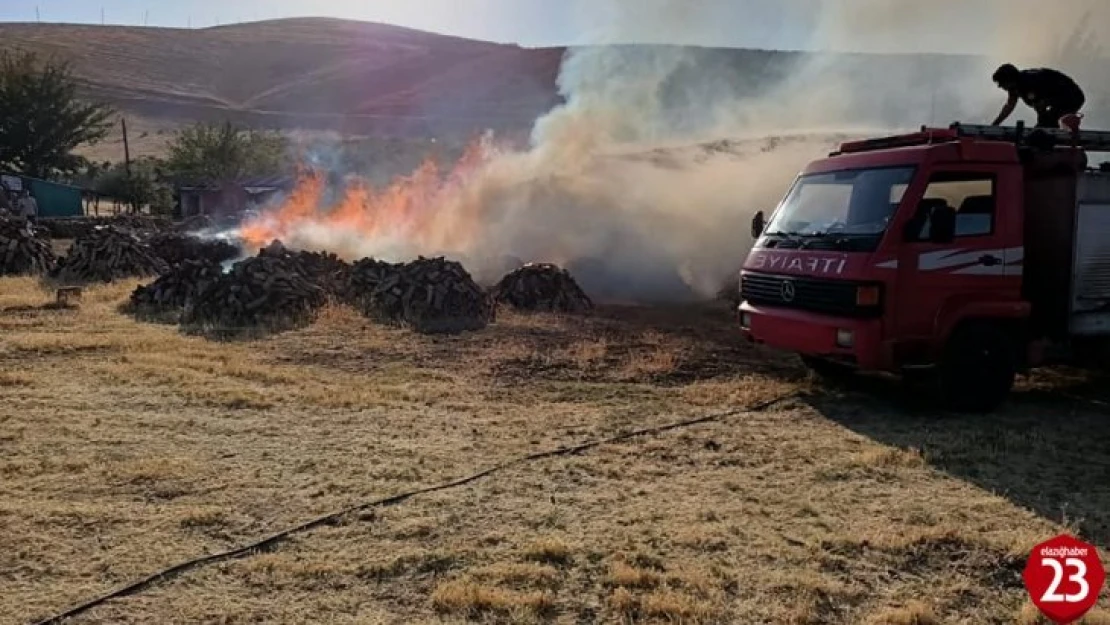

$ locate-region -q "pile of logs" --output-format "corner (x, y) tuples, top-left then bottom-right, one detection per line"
(51, 226), (169, 283)
(348, 256), (494, 334)
(180, 254), (327, 335)
(127, 259), (223, 322)
(258, 240), (351, 300)
(491, 263), (593, 313)
(346, 257), (398, 305)
(39, 216), (170, 240)
(147, 232), (241, 267)
(0, 216), (56, 276)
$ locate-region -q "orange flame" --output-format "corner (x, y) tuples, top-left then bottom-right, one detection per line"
(238, 134), (502, 260)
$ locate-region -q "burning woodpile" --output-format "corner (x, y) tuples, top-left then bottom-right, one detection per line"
(0, 216), (56, 276)
(180, 254), (327, 336)
(491, 263), (593, 313)
(347, 256), (494, 334)
(50, 227), (169, 283)
(147, 232), (241, 267)
(127, 259), (223, 322)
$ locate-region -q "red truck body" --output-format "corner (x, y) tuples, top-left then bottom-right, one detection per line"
(737, 122), (1110, 411)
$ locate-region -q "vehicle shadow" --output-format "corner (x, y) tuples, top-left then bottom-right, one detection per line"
(801, 370), (1110, 549)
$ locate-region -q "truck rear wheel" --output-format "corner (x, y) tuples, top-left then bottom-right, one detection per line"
(938, 324), (1016, 413)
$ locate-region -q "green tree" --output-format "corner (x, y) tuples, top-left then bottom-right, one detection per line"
(93, 157), (172, 215)
(165, 121), (288, 184)
(0, 50), (115, 179)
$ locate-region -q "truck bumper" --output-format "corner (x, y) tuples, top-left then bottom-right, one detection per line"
(737, 301), (887, 370)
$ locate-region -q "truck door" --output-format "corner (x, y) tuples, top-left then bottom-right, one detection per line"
(894, 166), (1022, 341)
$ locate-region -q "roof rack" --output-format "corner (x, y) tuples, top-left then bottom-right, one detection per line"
(834, 121), (1110, 155)
(948, 122), (1110, 152)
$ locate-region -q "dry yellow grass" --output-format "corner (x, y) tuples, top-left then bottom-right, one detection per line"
(2, 276), (1108, 624)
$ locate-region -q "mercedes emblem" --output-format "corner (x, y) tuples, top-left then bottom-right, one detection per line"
(780, 280), (796, 302)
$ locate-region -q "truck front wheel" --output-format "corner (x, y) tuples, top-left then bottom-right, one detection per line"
(938, 324), (1016, 413)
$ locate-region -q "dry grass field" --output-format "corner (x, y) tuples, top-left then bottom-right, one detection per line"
(2, 274), (1109, 624)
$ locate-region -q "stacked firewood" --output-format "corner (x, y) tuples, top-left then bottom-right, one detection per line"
(0, 216), (56, 276)
(39, 215), (170, 240)
(127, 259), (223, 322)
(491, 263), (593, 313)
(180, 254), (327, 335)
(51, 226), (169, 283)
(348, 256), (494, 334)
(258, 240), (351, 299)
(343, 256), (398, 306)
(147, 232), (241, 267)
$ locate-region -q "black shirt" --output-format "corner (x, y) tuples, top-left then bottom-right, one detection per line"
(1011, 68), (1085, 110)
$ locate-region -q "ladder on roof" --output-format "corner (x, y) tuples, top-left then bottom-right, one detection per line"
(944, 121), (1110, 152)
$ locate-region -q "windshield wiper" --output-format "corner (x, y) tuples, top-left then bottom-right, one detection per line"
(765, 231), (822, 238)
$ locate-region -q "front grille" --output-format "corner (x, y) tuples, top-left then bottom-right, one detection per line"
(741, 273), (881, 318)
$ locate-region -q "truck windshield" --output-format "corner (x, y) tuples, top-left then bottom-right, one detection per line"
(764, 166), (917, 245)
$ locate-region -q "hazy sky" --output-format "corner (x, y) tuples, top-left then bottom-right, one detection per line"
(0, 0), (822, 48)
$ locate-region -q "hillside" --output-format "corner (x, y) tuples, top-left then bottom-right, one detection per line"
(0, 18), (566, 139)
(0, 17), (990, 148)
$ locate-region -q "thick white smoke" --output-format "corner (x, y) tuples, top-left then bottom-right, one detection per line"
(250, 0), (1110, 301)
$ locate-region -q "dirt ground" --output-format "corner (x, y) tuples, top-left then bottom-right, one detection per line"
(2, 276), (1109, 624)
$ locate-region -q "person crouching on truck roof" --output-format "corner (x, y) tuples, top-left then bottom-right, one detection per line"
(991, 63), (1085, 130)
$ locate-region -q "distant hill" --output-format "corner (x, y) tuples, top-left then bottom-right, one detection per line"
(0, 18), (566, 139)
(0, 18), (990, 140)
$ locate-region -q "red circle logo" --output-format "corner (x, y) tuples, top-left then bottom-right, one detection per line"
(1023, 534), (1106, 624)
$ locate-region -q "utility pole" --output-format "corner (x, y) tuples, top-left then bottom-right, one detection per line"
(101, 7), (105, 24)
(35, 6), (40, 22)
(121, 118), (133, 214)
(144, 10), (149, 26)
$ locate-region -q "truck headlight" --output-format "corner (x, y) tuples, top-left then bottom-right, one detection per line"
(739, 312), (751, 329)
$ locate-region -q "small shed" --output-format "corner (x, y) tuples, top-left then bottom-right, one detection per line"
(28, 178), (84, 217)
(177, 175), (293, 220)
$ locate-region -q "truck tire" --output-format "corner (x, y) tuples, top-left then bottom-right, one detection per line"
(938, 323), (1016, 413)
(1071, 337), (1110, 369)
(800, 355), (854, 381)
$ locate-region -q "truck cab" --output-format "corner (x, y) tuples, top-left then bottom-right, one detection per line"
(738, 122), (1110, 412)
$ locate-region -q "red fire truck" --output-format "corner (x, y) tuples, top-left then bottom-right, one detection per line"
(738, 122), (1110, 412)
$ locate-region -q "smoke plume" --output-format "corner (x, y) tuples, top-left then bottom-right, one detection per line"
(241, 0), (1110, 302)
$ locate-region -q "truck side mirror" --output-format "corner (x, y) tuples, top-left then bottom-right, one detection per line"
(929, 205), (957, 244)
(751, 211), (765, 239)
